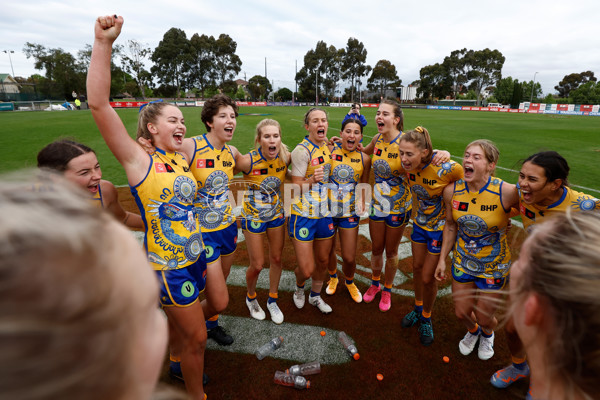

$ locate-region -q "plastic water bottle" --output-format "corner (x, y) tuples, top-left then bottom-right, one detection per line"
(273, 371), (310, 389)
(286, 361), (321, 376)
(255, 336), (284, 360)
(338, 331), (360, 360)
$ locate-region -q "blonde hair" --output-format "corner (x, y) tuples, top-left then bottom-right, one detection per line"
(0, 172), (140, 399)
(512, 211), (600, 399)
(136, 101), (177, 141)
(254, 118), (290, 165)
(466, 139), (499, 175)
(399, 126), (433, 164)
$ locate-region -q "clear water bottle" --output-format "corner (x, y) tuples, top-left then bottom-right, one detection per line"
(338, 331), (360, 360)
(255, 336), (284, 360)
(273, 370), (310, 389)
(286, 361), (321, 376)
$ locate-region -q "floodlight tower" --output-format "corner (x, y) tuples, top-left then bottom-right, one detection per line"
(3, 50), (15, 77)
(530, 72), (538, 103)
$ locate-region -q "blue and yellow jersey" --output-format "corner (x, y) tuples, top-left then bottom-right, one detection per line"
(408, 158), (464, 231)
(189, 134), (236, 232)
(451, 177), (511, 279)
(290, 137), (332, 219)
(329, 144), (364, 218)
(519, 185), (600, 233)
(241, 149), (287, 222)
(371, 133), (412, 216)
(90, 183), (103, 208)
(130, 149), (204, 271)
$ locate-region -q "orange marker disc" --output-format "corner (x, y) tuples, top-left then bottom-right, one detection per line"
(320, 330), (326, 336)
(443, 356), (450, 363)
(376, 373), (384, 381)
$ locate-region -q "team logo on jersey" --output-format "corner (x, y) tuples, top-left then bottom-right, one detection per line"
(520, 204), (536, 220)
(252, 168), (268, 175)
(196, 159), (215, 168)
(173, 176), (196, 204)
(458, 214), (488, 236)
(155, 163), (167, 173)
(453, 201), (469, 211)
(374, 148), (382, 156)
(334, 154), (343, 161)
(311, 156), (325, 166)
(181, 281), (195, 298)
(299, 227), (309, 239)
(184, 233), (203, 261)
(409, 173), (416, 181)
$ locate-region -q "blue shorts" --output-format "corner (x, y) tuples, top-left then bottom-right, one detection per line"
(452, 265), (507, 291)
(369, 212), (410, 228)
(332, 216), (360, 230)
(411, 224), (443, 254)
(240, 214), (285, 234)
(156, 255), (207, 307)
(288, 215), (335, 241)
(202, 222), (238, 264)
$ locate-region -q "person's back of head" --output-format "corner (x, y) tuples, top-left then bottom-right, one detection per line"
(0, 171), (168, 400)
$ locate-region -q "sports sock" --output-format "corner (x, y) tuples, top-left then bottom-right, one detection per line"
(383, 284), (392, 292)
(345, 279), (353, 285)
(268, 293), (278, 304)
(468, 324), (480, 335)
(481, 328), (493, 338)
(309, 291), (320, 298)
(246, 292), (257, 302)
(206, 315), (219, 330)
(371, 276), (380, 287)
(329, 272), (338, 278)
(415, 300), (423, 314)
(512, 356), (528, 370)
(421, 310), (432, 323)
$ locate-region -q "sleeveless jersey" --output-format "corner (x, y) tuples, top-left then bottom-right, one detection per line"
(189, 134), (236, 232)
(451, 177), (511, 279)
(371, 133), (412, 215)
(241, 149), (287, 222)
(290, 137), (332, 219)
(329, 144), (364, 218)
(407, 158), (464, 231)
(519, 185), (600, 233)
(130, 149), (204, 271)
(91, 182), (103, 208)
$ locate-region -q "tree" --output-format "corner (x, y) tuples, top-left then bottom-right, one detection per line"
(188, 33), (216, 96)
(340, 38), (370, 102)
(466, 48), (505, 105)
(295, 41), (340, 103)
(494, 76), (516, 105)
(121, 39), (152, 99)
(522, 79), (542, 103)
(555, 71), (597, 98)
(418, 63), (451, 103)
(247, 75), (272, 100)
(510, 81), (523, 109)
(151, 28), (190, 98)
(367, 60), (401, 98)
(213, 34), (242, 89)
(274, 87), (293, 101)
(23, 43), (86, 99)
(443, 48), (469, 105)
(569, 81), (600, 105)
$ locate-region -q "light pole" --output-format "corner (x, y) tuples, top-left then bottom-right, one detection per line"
(315, 61), (322, 106)
(530, 71), (538, 103)
(3, 50), (15, 77)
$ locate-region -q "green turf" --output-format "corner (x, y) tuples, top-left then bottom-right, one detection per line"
(1, 106), (598, 194)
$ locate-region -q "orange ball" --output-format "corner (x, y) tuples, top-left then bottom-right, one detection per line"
(320, 330), (326, 336)
(376, 373), (384, 381)
(443, 356), (450, 363)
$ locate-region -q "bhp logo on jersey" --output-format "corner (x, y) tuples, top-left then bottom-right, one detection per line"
(480, 204), (497, 212)
(196, 159), (215, 169)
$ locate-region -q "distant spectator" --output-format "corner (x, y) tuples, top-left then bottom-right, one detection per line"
(342, 103), (367, 127)
(75, 98), (81, 110)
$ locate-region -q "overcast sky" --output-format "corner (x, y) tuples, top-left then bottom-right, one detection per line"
(1, 0), (598, 96)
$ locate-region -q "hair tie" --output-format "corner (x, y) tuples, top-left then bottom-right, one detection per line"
(415, 126), (424, 134)
(139, 99), (164, 113)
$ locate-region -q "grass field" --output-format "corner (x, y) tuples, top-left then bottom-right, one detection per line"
(1, 105), (599, 194)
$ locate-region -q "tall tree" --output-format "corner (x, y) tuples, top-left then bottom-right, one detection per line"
(213, 34), (242, 89)
(120, 39), (152, 99)
(188, 33), (216, 96)
(494, 76), (516, 105)
(340, 38), (370, 102)
(443, 48), (469, 105)
(466, 48), (505, 105)
(367, 60), (401, 98)
(418, 63), (451, 103)
(555, 71), (597, 98)
(569, 81), (600, 105)
(510, 81), (523, 109)
(247, 75), (272, 100)
(151, 28), (190, 97)
(274, 87), (293, 101)
(295, 41), (339, 103)
(23, 43), (87, 99)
